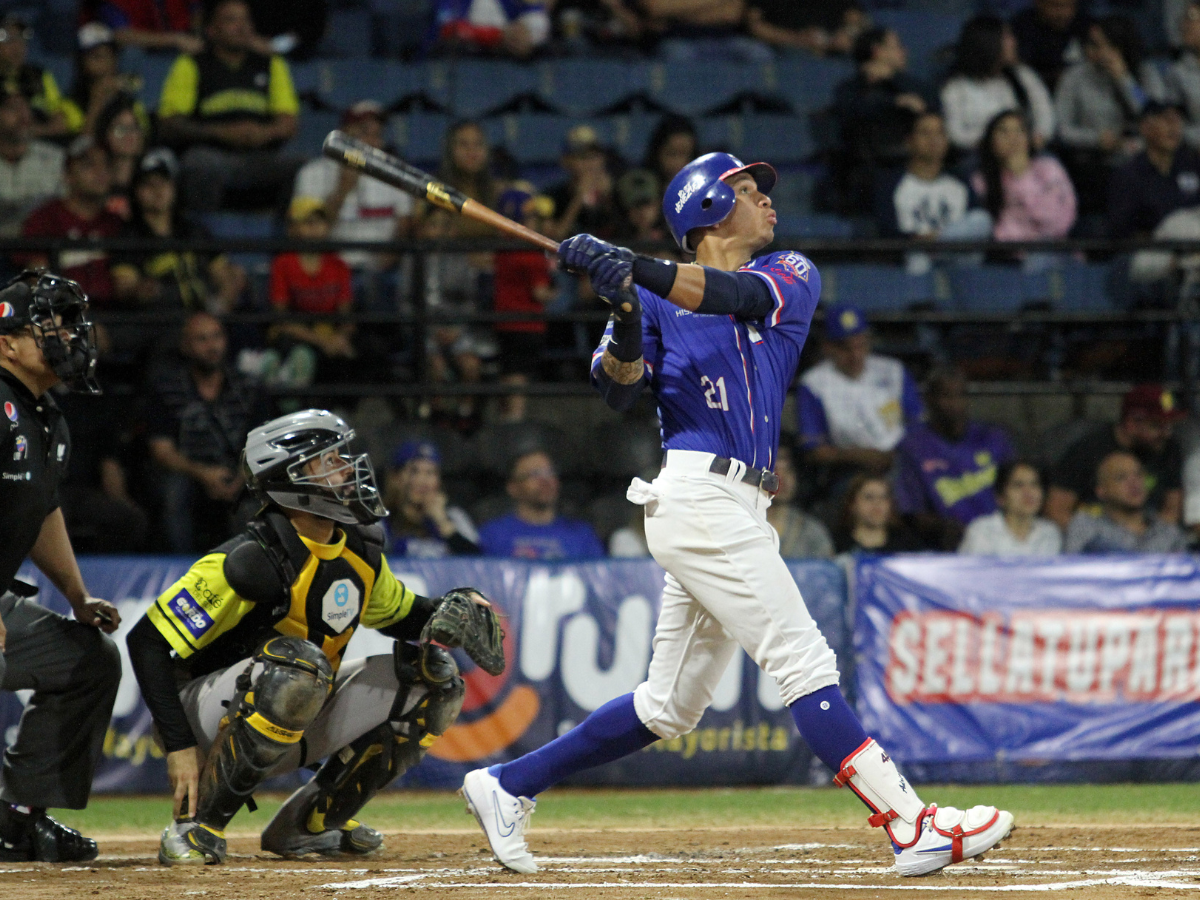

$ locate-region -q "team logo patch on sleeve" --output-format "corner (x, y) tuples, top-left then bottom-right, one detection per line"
(168, 589), (214, 639)
(4, 402), (16, 423)
(12, 435), (26, 460)
(776, 252), (811, 282)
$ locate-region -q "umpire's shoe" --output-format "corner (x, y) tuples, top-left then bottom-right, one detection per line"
(158, 818), (226, 865)
(0, 806), (99, 862)
(461, 767), (537, 874)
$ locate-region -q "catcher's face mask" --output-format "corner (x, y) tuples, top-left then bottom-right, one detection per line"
(281, 437), (387, 525)
(0, 270), (100, 394)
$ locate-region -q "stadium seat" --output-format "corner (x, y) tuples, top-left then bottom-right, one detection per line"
(648, 60), (762, 117)
(367, 0), (432, 58)
(390, 111), (451, 166)
(501, 115), (613, 166)
(870, 9), (962, 82)
(605, 111), (661, 167)
(822, 265), (935, 312)
(771, 56), (854, 113)
(947, 266), (1028, 313)
(768, 164), (816, 215)
(774, 213), (854, 239)
(541, 59), (653, 117)
(317, 6), (374, 57)
(1049, 262), (1116, 312)
(449, 60), (543, 118)
(294, 110), (340, 156)
(324, 59), (414, 109)
(136, 53), (177, 111)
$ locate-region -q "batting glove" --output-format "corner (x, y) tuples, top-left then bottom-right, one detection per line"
(588, 246), (636, 298)
(596, 278), (641, 324)
(558, 233), (617, 274)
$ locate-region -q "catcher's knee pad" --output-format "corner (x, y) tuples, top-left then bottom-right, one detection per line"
(304, 645), (464, 834)
(197, 637), (333, 830)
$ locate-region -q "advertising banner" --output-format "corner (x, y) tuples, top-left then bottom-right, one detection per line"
(855, 554), (1200, 771)
(0, 556), (849, 792)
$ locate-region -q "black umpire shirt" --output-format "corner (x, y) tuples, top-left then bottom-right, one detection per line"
(0, 367), (70, 596)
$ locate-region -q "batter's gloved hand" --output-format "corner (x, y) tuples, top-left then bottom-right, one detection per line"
(588, 246), (636, 297)
(558, 233), (617, 274)
(596, 279), (641, 324)
(421, 587), (506, 676)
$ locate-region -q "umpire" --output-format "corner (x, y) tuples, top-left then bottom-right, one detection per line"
(0, 270), (121, 862)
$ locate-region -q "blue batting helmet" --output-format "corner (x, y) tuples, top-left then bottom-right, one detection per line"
(663, 152), (777, 252)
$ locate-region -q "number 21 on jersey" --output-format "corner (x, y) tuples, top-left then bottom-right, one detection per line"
(701, 375), (730, 411)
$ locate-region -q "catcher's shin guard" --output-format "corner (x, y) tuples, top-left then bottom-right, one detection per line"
(304, 644), (465, 835)
(834, 738), (926, 846)
(196, 637), (333, 831)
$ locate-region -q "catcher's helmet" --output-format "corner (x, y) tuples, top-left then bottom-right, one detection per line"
(243, 409), (387, 525)
(663, 152), (777, 253)
(0, 269), (100, 394)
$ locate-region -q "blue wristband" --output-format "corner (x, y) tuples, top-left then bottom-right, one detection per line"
(632, 257), (677, 298)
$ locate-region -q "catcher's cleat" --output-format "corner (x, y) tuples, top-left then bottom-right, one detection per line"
(158, 818), (226, 866)
(0, 810), (98, 863)
(261, 818), (383, 858)
(892, 805), (1014, 877)
(461, 767), (537, 874)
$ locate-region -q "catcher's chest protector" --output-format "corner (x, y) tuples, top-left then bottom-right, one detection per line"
(227, 513), (386, 672)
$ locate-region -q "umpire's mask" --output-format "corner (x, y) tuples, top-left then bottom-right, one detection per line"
(0, 270), (100, 394)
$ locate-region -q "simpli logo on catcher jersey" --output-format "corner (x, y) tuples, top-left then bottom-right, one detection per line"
(321, 578), (360, 633)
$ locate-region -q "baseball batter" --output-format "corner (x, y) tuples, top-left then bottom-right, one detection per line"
(462, 153), (1013, 877)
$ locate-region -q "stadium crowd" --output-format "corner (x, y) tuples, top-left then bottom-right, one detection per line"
(3, 0), (1200, 560)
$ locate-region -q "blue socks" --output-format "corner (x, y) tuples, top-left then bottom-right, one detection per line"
(495, 693), (658, 799)
(789, 685), (870, 774)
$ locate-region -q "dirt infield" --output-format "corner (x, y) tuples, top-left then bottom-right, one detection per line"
(2, 824), (1199, 899)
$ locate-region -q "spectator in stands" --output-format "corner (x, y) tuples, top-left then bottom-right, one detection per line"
(552, 0), (646, 50)
(145, 311), (274, 552)
(875, 111), (993, 270)
(893, 367), (1016, 549)
(158, 0), (301, 214)
(615, 168), (668, 242)
(768, 441), (834, 559)
(832, 27), (935, 213)
(941, 16), (1055, 154)
(82, 0), (204, 54)
(432, 0), (551, 58)
(798, 304), (923, 477)
(112, 148), (246, 313)
(1055, 16), (1164, 214)
(22, 135), (124, 307)
(1064, 450), (1189, 553)
(971, 110), (1076, 259)
(494, 185), (557, 420)
(831, 473), (925, 554)
(293, 100), (414, 274)
(1047, 383), (1186, 528)
(0, 88), (63, 239)
(547, 124), (623, 241)
(959, 460), (1062, 556)
(382, 440), (480, 558)
(264, 197), (355, 387)
(57, 389), (148, 554)
(746, 0), (866, 57)
(637, 0), (771, 62)
(0, 14), (73, 141)
(479, 449), (604, 559)
(63, 23), (146, 140)
(95, 95), (149, 220)
(1108, 101), (1200, 240)
(1011, 0), (1092, 93)
(643, 115), (698, 189)
(1168, 1), (1200, 149)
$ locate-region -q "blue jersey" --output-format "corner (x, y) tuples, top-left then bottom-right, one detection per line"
(591, 251), (821, 470)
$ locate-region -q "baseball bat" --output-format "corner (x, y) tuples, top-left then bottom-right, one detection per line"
(322, 130), (559, 254)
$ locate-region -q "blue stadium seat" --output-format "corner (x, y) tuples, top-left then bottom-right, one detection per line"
(871, 10), (963, 82)
(774, 213), (854, 239)
(823, 265), (934, 311)
(768, 164), (816, 215)
(367, 0), (432, 58)
(541, 59), (653, 117)
(1049, 262), (1115, 312)
(202, 212), (277, 240)
(698, 115), (814, 165)
(294, 110), (340, 157)
(772, 56), (854, 113)
(318, 7), (374, 57)
(389, 111), (450, 166)
(948, 266), (1028, 313)
(136, 54), (177, 111)
(606, 111), (660, 166)
(502, 115), (611, 166)
(324, 58), (414, 108)
(449, 60), (542, 118)
(648, 61), (762, 117)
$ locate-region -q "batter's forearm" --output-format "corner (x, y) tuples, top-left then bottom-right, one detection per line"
(602, 349), (644, 384)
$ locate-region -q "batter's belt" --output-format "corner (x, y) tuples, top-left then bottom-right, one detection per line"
(661, 450), (779, 495)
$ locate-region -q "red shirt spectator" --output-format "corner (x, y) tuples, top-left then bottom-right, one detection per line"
(493, 251), (551, 334)
(269, 252), (352, 315)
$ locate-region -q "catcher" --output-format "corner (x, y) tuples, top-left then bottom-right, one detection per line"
(126, 409), (504, 865)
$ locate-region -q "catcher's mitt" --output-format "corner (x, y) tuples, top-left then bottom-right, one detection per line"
(420, 587), (506, 676)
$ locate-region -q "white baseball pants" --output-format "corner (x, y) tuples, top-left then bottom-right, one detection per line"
(630, 450), (841, 740)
